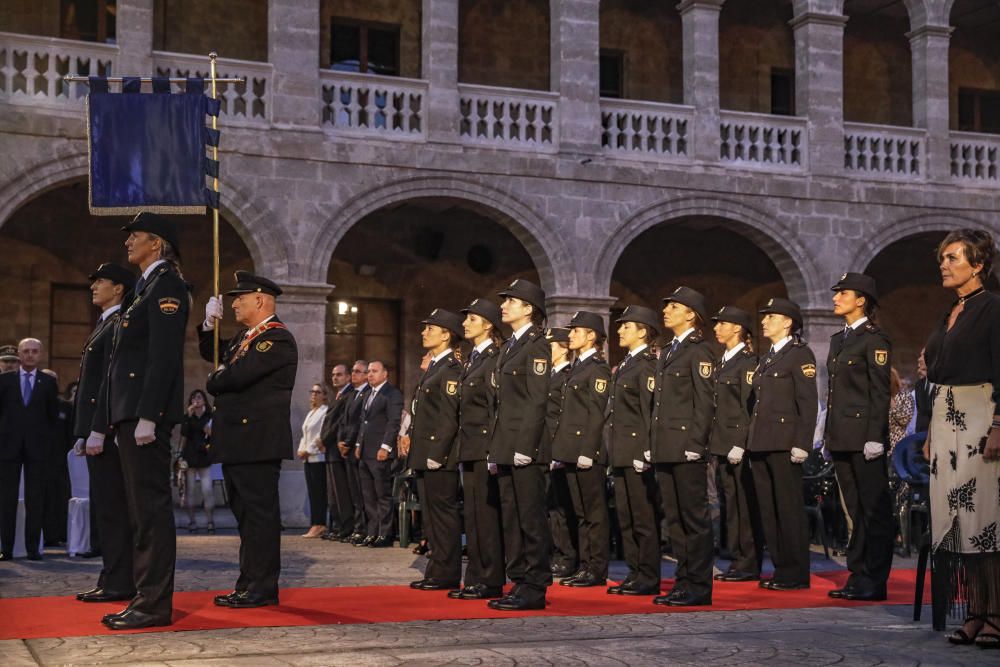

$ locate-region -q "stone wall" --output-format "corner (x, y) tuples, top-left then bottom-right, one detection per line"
(719, 0), (795, 114)
(0, 0), (61, 37)
(599, 0), (683, 104)
(843, 11), (913, 127)
(153, 0), (268, 62)
(458, 0), (551, 90)
(949, 24), (1000, 129)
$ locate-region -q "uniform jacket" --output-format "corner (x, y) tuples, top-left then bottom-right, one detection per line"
(747, 341), (819, 452)
(94, 262), (189, 430)
(489, 325), (550, 465)
(0, 370), (60, 463)
(708, 346), (757, 456)
(823, 322), (891, 452)
(320, 385), (354, 461)
(651, 333), (716, 463)
(199, 317), (299, 464)
(551, 355), (611, 464)
(457, 343), (499, 462)
(607, 347), (656, 467)
(356, 382), (403, 460)
(73, 310), (120, 438)
(409, 351), (462, 471)
(542, 362), (572, 462)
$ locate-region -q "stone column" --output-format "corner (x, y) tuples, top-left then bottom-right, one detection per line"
(275, 281), (334, 528)
(678, 0), (724, 163)
(115, 0), (154, 75)
(789, 7), (847, 176)
(422, 0), (460, 141)
(268, 0), (321, 128)
(550, 0), (602, 155)
(546, 293), (619, 358)
(909, 23), (952, 182)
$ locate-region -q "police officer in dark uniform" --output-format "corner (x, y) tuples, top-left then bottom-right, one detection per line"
(544, 328), (578, 579)
(825, 273), (894, 601)
(553, 311), (612, 588)
(450, 298), (505, 600)
(607, 305), (661, 596)
(709, 306), (762, 583)
(88, 213), (189, 630)
(201, 271), (298, 609)
(651, 287), (717, 607)
(749, 297), (818, 591)
(488, 279), (552, 611)
(408, 309), (464, 591)
(74, 263), (136, 603)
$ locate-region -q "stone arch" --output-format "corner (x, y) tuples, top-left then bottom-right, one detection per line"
(0, 150), (289, 273)
(306, 175), (572, 293)
(593, 195), (818, 304)
(851, 212), (999, 272)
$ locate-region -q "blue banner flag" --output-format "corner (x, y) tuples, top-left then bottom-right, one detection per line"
(87, 76), (220, 215)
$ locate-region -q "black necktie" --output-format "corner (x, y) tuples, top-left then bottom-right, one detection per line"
(470, 349), (480, 365)
(134, 275), (147, 296)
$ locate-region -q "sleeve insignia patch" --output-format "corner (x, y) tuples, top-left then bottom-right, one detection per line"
(158, 297), (180, 315)
(594, 378), (607, 394)
(874, 349), (888, 366)
(533, 358), (548, 376)
(445, 380), (458, 396)
(647, 376), (655, 392)
(746, 371), (754, 385)
(698, 361), (713, 378)
(255, 340), (273, 353)
(801, 364), (816, 378)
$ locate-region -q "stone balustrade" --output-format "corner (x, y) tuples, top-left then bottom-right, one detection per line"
(843, 122), (927, 180)
(320, 70), (427, 140)
(0, 32), (115, 109)
(950, 131), (1000, 183)
(153, 51), (273, 127)
(719, 110), (808, 171)
(457, 84), (559, 151)
(599, 98), (693, 161)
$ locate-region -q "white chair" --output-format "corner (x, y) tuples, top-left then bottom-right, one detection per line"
(13, 471), (44, 557)
(66, 450), (91, 556)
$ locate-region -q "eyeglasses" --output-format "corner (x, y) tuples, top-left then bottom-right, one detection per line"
(309, 389), (324, 394)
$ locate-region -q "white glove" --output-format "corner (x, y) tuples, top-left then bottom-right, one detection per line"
(203, 295), (223, 330)
(488, 462), (498, 475)
(73, 438), (86, 456)
(643, 450), (651, 462)
(632, 459), (650, 473)
(790, 447), (809, 464)
(513, 452), (532, 466)
(86, 431), (105, 456)
(684, 450), (702, 462)
(550, 460), (564, 470)
(135, 418), (157, 446)
(727, 446), (745, 465)
(577, 455), (593, 470)
(426, 458), (443, 470)
(863, 441), (884, 461)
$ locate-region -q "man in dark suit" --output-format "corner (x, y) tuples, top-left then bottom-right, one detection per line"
(200, 271), (298, 609)
(0, 338), (60, 560)
(320, 364), (353, 539)
(339, 361), (370, 544)
(354, 360), (403, 547)
(73, 262), (136, 602)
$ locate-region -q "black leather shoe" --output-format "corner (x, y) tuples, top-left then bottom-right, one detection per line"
(666, 591), (712, 607)
(652, 587), (686, 605)
(765, 581), (810, 591)
(827, 586), (855, 599)
(359, 535), (376, 547)
(459, 584), (504, 599)
(79, 588), (136, 603)
(718, 570), (760, 582)
(226, 591), (279, 608)
(551, 563), (575, 578)
(558, 569), (588, 586)
(842, 586), (886, 601)
(26, 552), (42, 561)
(213, 590), (244, 607)
(447, 588), (464, 599)
(620, 582), (661, 596)
(607, 584), (625, 595)
(102, 609), (171, 630)
(76, 586), (102, 600)
(410, 578), (430, 589)
(567, 573), (606, 588)
(78, 550), (102, 559)
(488, 594), (545, 611)
(349, 533), (368, 545)
(415, 579), (460, 591)
(369, 536), (392, 548)
(0, 553), (12, 561)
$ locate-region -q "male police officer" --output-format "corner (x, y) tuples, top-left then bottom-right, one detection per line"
(202, 271), (299, 608)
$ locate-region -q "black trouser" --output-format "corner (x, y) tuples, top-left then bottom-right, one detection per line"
(462, 460), (505, 588)
(116, 420), (175, 617)
(717, 454), (763, 575)
(303, 461), (328, 526)
(326, 459), (354, 533)
(656, 461), (714, 598)
(832, 451), (894, 590)
(566, 463), (610, 579)
(751, 451), (810, 586)
(0, 457), (44, 556)
(42, 460), (70, 543)
(498, 463), (552, 602)
(87, 442), (134, 592)
(359, 457), (394, 538)
(88, 483), (101, 556)
(612, 466), (660, 589)
(417, 469), (462, 584)
(344, 455), (367, 535)
(223, 460), (282, 598)
(547, 465), (578, 569)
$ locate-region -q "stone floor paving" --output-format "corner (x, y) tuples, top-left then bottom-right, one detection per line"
(0, 531), (991, 667)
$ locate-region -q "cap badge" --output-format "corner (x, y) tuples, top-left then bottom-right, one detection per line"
(840, 273), (848, 281)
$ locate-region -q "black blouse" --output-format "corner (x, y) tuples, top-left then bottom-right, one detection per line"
(925, 289), (1000, 409)
(180, 411), (213, 468)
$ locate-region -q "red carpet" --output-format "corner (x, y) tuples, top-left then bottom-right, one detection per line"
(0, 569), (927, 640)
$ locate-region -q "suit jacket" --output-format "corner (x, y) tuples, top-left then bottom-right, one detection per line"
(340, 384), (370, 448)
(199, 317), (299, 464)
(824, 322), (892, 452)
(551, 355), (611, 464)
(650, 333), (716, 463)
(607, 347), (656, 467)
(320, 385), (354, 461)
(73, 310), (120, 438)
(356, 382), (403, 460)
(542, 363), (572, 464)
(708, 346), (757, 456)
(94, 262), (189, 430)
(490, 325), (550, 465)
(457, 343), (499, 462)
(409, 352), (462, 471)
(747, 341), (819, 452)
(0, 369), (60, 462)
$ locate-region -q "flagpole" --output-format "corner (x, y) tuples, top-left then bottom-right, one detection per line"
(209, 52), (221, 367)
